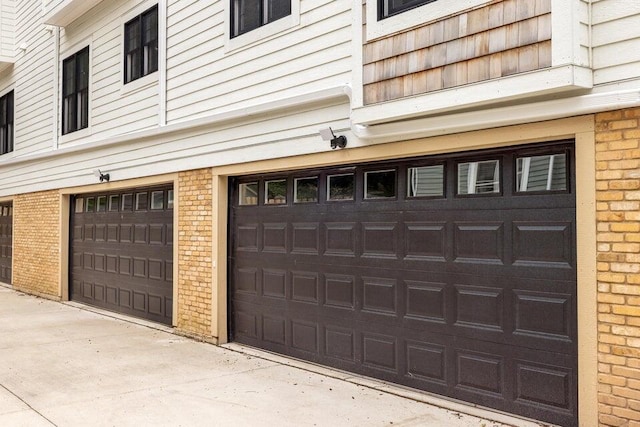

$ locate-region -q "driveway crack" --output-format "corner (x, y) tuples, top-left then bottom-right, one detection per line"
(0, 383), (57, 426)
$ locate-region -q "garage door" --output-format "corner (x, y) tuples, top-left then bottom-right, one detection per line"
(230, 142), (577, 426)
(71, 186), (173, 325)
(0, 202), (11, 284)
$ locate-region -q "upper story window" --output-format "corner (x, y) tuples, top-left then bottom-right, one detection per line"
(62, 47), (89, 135)
(379, 0), (436, 19)
(231, 0), (291, 38)
(124, 5), (158, 84)
(0, 90), (13, 155)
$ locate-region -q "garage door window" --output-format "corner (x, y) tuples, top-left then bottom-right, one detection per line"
(407, 165), (444, 198)
(457, 160), (500, 195)
(97, 196), (107, 212)
(151, 191), (164, 210)
(86, 197), (95, 212)
(136, 192), (148, 210)
(328, 173), (354, 201)
(364, 169), (396, 199)
(122, 193), (133, 210)
(168, 190), (174, 209)
(516, 153), (567, 192)
(239, 182), (258, 206)
(294, 177), (318, 203)
(75, 198), (84, 213)
(109, 195), (119, 212)
(265, 179), (287, 205)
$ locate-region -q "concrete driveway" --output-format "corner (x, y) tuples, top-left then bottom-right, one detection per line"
(0, 287), (541, 427)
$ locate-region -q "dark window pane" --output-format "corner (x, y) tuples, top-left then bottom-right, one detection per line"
(365, 170), (396, 199)
(122, 193), (133, 210)
(136, 192), (148, 210)
(109, 195), (120, 212)
(458, 160), (500, 195)
(232, 0), (292, 37)
(239, 182), (258, 206)
(124, 5), (158, 84)
(86, 197), (95, 212)
(379, 0), (436, 19)
(407, 165), (444, 197)
(0, 91), (13, 155)
(294, 177), (318, 203)
(167, 190), (174, 209)
(265, 180), (287, 205)
(517, 153), (567, 192)
(151, 191), (164, 210)
(62, 47), (89, 134)
(328, 174), (354, 201)
(97, 196), (107, 212)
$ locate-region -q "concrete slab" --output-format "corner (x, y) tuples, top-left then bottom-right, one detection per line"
(0, 287), (543, 426)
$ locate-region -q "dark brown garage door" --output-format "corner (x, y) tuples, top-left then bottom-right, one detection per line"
(0, 202), (12, 284)
(71, 186), (173, 325)
(230, 142), (577, 426)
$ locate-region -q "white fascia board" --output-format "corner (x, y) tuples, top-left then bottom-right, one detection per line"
(352, 88), (640, 143)
(351, 65), (594, 125)
(43, 0), (104, 27)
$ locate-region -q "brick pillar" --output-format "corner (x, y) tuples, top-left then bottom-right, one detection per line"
(177, 168), (213, 338)
(595, 108), (640, 426)
(13, 190), (60, 298)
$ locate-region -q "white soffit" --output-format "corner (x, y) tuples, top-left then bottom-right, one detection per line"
(43, 0), (104, 27)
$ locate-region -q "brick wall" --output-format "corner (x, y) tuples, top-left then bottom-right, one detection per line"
(13, 190), (60, 298)
(177, 169), (213, 338)
(596, 108), (640, 426)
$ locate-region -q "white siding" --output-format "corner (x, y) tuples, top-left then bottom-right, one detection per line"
(11, 0), (54, 156)
(165, 0), (352, 123)
(58, 0), (159, 145)
(0, 0), (15, 59)
(592, 0), (640, 84)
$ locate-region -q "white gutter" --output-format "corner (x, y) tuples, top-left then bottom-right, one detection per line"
(2, 85), (352, 167)
(352, 89), (640, 142)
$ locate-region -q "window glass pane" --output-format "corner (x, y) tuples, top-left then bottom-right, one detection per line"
(294, 177), (318, 203)
(407, 165), (444, 197)
(365, 170), (396, 199)
(85, 197), (95, 212)
(265, 180), (287, 205)
(458, 160), (500, 195)
(96, 196), (107, 212)
(268, 0), (291, 22)
(136, 192), (148, 210)
(151, 191), (164, 210)
(108, 195), (119, 212)
(167, 190), (174, 209)
(328, 174), (354, 201)
(381, 0), (435, 19)
(75, 198), (84, 213)
(233, 0), (261, 36)
(122, 193), (133, 211)
(239, 182), (258, 206)
(517, 153), (567, 192)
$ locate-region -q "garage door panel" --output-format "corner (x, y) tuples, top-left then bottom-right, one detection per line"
(71, 186), (173, 325)
(230, 143), (577, 426)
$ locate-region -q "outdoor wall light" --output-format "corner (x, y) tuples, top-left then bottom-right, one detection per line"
(319, 127), (347, 150)
(93, 169), (110, 182)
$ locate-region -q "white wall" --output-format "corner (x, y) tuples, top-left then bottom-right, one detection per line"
(592, 0), (640, 84)
(165, 0), (352, 123)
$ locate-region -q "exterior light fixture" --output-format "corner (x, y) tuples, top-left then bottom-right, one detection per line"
(93, 169), (110, 182)
(319, 127), (347, 149)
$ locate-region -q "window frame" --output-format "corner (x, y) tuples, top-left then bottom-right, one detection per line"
(0, 90), (14, 156)
(365, 0), (490, 41)
(62, 46), (90, 136)
(378, 0), (437, 20)
(124, 4), (159, 85)
(230, 0), (291, 38)
(224, 0), (300, 52)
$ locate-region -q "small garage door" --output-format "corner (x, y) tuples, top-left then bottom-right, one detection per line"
(230, 142), (577, 426)
(71, 186), (173, 325)
(0, 202), (12, 284)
